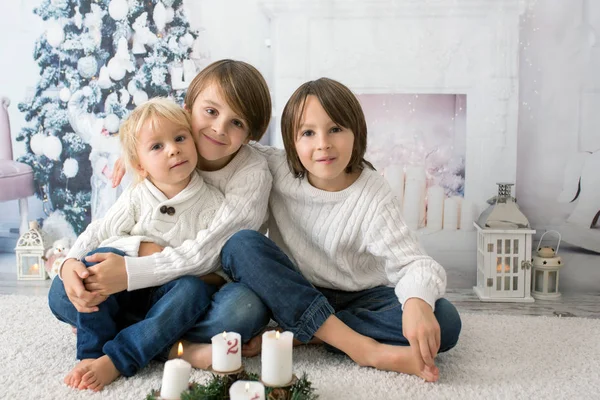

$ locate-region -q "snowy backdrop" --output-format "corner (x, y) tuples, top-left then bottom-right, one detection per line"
(1, 0), (599, 291)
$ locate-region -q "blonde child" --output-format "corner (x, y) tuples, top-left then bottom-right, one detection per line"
(222, 78), (461, 382)
(49, 97), (226, 390)
(59, 60), (273, 373)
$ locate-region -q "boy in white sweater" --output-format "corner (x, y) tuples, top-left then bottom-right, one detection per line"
(223, 78), (462, 382)
(49, 98), (225, 391)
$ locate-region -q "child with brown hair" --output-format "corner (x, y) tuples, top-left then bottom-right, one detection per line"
(49, 97), (225, 390)
(53, 60), (274, 383)
(223, 78), (462, 382)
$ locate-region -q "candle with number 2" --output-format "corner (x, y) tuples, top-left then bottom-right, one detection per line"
(211, 331), (242, 372)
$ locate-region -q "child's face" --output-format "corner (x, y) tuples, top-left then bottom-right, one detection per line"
(189, 82), (250, 171)
(294, 95), (356, 191)
(135, 116), (198, 198)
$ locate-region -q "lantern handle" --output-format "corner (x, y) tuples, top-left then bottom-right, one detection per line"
(536, 230), (561, 254)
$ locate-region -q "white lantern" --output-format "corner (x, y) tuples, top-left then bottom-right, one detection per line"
(15, 221), (47, 280)
(532, 230), (564, 300)
(474, 183), (536, 302)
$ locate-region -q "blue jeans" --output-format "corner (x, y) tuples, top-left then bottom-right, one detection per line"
(48, 248), (217, 377)
(221, 230), (462, 353)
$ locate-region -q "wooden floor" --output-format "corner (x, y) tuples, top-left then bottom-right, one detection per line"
(1, 252), (598, 319)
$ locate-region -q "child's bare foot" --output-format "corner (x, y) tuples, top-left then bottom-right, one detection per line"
(79, 355), (121, 391)
(353, 340), (439, 382)
(242, 334), (262, 357)
(64, 359), (94, 388)
(169, 340), (212, 369)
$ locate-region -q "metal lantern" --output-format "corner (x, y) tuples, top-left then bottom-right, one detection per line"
(532, 230), (564, 300)
(474, 183), (536, 302)
(15, 221), (47, 280)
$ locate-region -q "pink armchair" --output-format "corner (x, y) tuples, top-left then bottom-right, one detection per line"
(0, 97), (35, 235)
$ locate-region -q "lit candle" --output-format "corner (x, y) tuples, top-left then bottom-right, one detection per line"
(211, 331), (241, 372)
(160, 342), (191, 400)
(261, 330), (293, 386)
(229, 380), (266, 400)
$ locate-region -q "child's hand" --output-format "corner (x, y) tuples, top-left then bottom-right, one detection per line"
(83, 252), (128, 295)
(138, 241), (164, 256)
(62, 259), (107, 312)
(402, 298), (441, 369)
(111, 157), (126, 188)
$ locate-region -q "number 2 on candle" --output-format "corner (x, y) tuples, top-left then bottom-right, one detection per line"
(227, 338), (239, 354)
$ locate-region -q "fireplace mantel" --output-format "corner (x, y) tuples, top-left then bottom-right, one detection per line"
(261, 0), (526, 215)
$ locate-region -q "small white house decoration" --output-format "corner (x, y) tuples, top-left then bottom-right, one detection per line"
(532, 230), (564, 300)
(474, 183), (536, 302)
(15, 220), (47, 280)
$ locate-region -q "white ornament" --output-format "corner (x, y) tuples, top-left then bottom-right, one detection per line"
(133, 90), (148, 106)
(73, 6), (83, 29)
(63, 158), (79, 178)
(46, 20), (65, 47)
(107, 58), (126, 81)
(43, 136), (63, 161)
(164, 7), (174, 23)
(77, 56), (98, 79)
(132, 33), (147, 54)
(81, 86), (93, 97)
(97, 66), (113, 89)
(108, 0), (129, 21)
(168, 37), (179, 51)
(30, 133), (46, 155)
(67, 89), (104, 144)
(104, 114), (121, 133)
(59, 87), (71, 102)
(179, 33), (194, 49)
(153, 2), (167, 31)
(119, 89), (130, 106)
(127, 80), (139, 95)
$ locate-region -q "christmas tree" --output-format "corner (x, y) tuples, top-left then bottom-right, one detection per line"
(16, 0), (198, 235)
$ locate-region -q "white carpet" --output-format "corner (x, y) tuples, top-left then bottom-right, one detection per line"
(1, 295), (599, 400)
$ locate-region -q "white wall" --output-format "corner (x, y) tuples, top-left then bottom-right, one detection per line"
(1, 0), (599, 292)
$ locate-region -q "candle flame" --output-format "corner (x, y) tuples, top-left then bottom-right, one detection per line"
(177, 342), (183, 357)
(275, 330), (280, 340)
(245, 382), (250, 392)
(222, 331), (227, 339)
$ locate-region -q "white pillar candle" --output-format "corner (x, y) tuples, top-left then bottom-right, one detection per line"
(160, 343), (191, 400)
(229, 380), (266, 400)
(404, 166), (426, 229)
(384, 164), (405, 208)
(443, 197), (459, 231)
(451, 196), (463, 229)
(261, 330), (293, 386)
(426, 185), (445, 232)
(459, 199), (476, 231)
(211, 331), (242, 372)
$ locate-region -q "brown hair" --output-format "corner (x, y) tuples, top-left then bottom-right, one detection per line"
(281, 77), (374, 178)
(184, 59), (271, 141)
(119, 97), (192, 182)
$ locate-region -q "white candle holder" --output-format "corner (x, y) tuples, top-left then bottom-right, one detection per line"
(532, 230), (564, 300)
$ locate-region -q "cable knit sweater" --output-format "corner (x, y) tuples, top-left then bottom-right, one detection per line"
(252, 144), (446, 310)
(65, 171), (223, 267)
(64, 144), (272, 291)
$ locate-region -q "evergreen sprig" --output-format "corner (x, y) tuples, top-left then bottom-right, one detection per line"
(146, 372), (318, 400)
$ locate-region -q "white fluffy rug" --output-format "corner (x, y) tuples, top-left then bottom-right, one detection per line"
(1, 294), (599, 400)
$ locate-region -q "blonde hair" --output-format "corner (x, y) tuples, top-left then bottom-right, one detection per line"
(119, 97), (192, 182)
(281, 78), (374, 178)
(184, 59), (271, 141)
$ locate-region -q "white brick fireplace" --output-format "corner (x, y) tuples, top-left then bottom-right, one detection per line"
(260, 0), (527, 270)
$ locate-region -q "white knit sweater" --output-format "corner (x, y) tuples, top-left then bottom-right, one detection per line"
(65, 145), (271, 291)
(252, 144), (446, 310)
(124, 144), (271, 290)
(65, 171), (223, 271)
